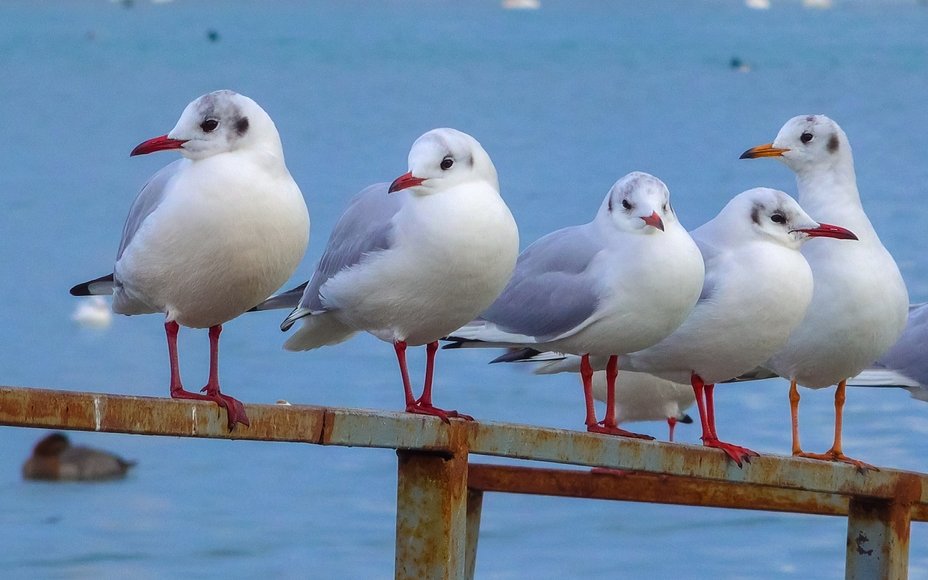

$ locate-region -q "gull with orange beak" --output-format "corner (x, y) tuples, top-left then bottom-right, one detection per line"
(445, 172), (705, 439)
(741, 114), (908, 469)
(261, 128), (519, 422)
(71, 90), (310, 430)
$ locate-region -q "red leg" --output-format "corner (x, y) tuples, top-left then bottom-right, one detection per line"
(166, 321), (187, 396)
(691, 373), (757, 467)
(201, 325), (249, 430)
(394, 340), (415, 407)
(581, 354), (597, 427)
(165, 323), (249, 430)
(603, 355), (618, 428)
(704, 383), (719, 439)
(586, 355), (653, 440)
(667, 417), (678, 442)
(400, 341), (473, 423)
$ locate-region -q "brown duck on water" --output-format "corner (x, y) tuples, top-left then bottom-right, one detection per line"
(22, 433), (136, 481)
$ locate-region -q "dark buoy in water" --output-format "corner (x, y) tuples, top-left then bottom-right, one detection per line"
(207, 29), (220, 43)
(730, 57), (751, 73)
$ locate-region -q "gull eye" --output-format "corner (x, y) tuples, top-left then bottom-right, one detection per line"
(662, 203), (669, 213)
(770, 213), (787, 224)
(800, 132), (813, 144)
(621, 199), (632, 211)
(200, 119), (220, 133)
(440, 157), (454, 170)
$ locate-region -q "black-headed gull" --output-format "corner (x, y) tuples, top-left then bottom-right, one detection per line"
(592, 370), (694, 441)
(71, 90), (310, 429)
(741, 115), (909, 468)
(446, 172), (705, 439)
(519, 188), (858, 465)
(268, 128), (519, 422)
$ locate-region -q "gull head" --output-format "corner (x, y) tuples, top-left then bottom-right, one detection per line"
(388, 128), (499, 196)
(740, 114), (852, 174)
(600, 171), (676, 234)
(130, 90), (281, 161)
(729, 187), (857, 250)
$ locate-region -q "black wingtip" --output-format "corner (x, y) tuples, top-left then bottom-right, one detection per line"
(441, 338), (464, 350)
(680, 414), (694, 424)
(490, 347), (542, 364)
(70, 273), (114, 296)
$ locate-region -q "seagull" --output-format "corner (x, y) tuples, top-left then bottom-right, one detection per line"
(70, 90), (310, 430)
(741, 115), (909, 468)
(22, 432), (136, 481)
(514, 188), (858, 465)
(445, 172), (705, 439)
(591, 370), (694, 441)
(848, 303), (928, 401)
(264, 128), (519, 422)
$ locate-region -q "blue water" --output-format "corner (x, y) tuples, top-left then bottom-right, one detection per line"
(1, 0), (928, 577)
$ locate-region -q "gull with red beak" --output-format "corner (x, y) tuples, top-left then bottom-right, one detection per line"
(445, 172), (705, 439)
(71, 90), (310, 430)
(514, 188), (859, 465)
(741, 114), (908, 468)
(264, 128), (518, 421)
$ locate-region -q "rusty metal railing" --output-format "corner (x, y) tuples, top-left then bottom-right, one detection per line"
(1, 385), (925, 579)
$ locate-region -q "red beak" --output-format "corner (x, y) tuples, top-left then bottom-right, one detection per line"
(794, 223), (858, 240)
(130, 134), (188, 157)
(641, 211), (665, 231)
(388, 171), (426, 193)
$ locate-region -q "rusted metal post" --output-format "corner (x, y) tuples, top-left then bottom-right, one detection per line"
(845, 475), (920, 580)
(395, 425), (469, 580)
(464, 488), (484, 580)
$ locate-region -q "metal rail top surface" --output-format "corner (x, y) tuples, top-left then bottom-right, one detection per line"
(2, 385), (926, 509)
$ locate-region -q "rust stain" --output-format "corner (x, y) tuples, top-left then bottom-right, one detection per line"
(855, 531), (873, 556)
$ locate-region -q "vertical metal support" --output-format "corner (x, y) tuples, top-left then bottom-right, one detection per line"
(464, 489), (484, 580)
(845, 476), (920, 580)
(395, 435), (469, 580)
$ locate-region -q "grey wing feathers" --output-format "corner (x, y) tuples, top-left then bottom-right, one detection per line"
(250, 282), (308, 312)
(480, 225), (602, 341)
(116, 160), (183, 261)
(861, 303), (928, 387)
(299, 182), (401, 313)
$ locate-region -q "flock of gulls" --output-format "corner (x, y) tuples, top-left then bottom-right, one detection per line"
(67, 89), (916, 472)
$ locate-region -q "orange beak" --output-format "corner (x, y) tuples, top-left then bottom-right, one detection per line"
(739, 143), (790, 159)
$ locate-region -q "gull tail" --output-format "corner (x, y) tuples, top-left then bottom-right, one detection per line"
(70, 274), (115, 296)
(283, 312), (355, 351)
(847, 368), (920, 389)
(250, 282), (308, 313)
(443, 320), (540, 350)
(724, 366), (780, 383)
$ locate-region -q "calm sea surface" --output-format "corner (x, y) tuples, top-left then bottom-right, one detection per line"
(2, 1), (928, 578)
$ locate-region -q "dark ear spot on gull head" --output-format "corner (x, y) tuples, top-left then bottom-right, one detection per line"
(827, 133), (839, 153)
(235, 116), (249, 136)
(751, 203), (763, 226)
